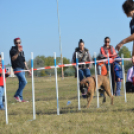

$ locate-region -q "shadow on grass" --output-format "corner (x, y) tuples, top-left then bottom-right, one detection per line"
(35, 107), (134, 115)
(35, 96), (85, 101)
(8, 107), (134, 116)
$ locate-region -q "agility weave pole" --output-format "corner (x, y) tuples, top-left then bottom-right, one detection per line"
(54, 52), (60, 115)
(1, 52), (8, 125)
(76, 52), (81, 110)
(107, 53), (113, 96)
(31, 52), (36, 120)
(94, 53), (99, 108)
(121, 54), (127, 103)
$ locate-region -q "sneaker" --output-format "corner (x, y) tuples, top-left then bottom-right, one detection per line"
(21, 100), (29, 102)
(14, 96), (21, 102)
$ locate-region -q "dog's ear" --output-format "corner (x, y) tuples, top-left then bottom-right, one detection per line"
(80, 82), (84, 88)
(86, 81), (89, 87)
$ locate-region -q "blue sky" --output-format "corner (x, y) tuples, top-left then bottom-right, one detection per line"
(0, 0), (133, 64)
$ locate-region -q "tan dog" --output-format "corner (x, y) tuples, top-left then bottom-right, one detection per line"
(80, 75), (113, 108)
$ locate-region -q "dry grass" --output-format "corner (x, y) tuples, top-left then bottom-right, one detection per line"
(0, 77), (134, 134)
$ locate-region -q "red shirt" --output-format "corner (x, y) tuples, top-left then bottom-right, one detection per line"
(0, 68), (6, 86)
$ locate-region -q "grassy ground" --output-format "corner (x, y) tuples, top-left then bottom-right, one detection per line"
(0, 76), (134, 134)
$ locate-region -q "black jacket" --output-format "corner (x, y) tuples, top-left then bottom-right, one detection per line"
(10, 46), (25, 69)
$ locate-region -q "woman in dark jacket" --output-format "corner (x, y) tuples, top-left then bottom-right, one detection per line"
(72, 39), (92, 82)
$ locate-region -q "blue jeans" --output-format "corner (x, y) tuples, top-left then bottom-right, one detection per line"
(115, 82), (121, 96)
(14, 68), (27, 100)
(0, 86), (4, 109)
(79, 69), (91, 81)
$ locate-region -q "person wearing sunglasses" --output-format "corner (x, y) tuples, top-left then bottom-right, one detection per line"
(115, 0), (134, 66)
(9, 37), (31, 102)
(100, 37), (117, 94)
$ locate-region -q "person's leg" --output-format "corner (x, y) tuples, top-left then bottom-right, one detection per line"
(115, 82), (121, 96)
(0, 86), (4, 109)
(14, 69), (27, 101)
(118, 82), (121, 96)
(79, 69), (84, 81)
(126, 82), (132, 92)
(83, 69), (91, 78)
(132, 85), (134, 93)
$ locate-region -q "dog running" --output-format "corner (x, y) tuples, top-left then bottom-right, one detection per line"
(80, 75), (114, 108)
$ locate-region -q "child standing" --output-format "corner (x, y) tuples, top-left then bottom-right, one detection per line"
(114, 57), (123, 96)
(0, 55), (10, 110)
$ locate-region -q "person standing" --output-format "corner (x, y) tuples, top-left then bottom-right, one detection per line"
(72, 39), (92, 82)
(114, 58), (123, 96)
(100, 37), (117, 94)
(116, 0), (134, 65)
(0, 55), (10, 110)
(10, 37), (31, 102)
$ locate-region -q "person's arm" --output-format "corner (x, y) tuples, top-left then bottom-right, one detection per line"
(5, 72), (11, 77)
(110, 46), (117, 57)
(87, 52), (92, 69)
(132, 42), (134, 57)
(11, 51), (20, 61)
(127, 69), (133, 82)
(100, 47), (107, 58)
(11, 47), (22, 61)
(0, 69), (10, 77)
(115, 33), (134, 51)
(24, 62), (31, 76)
(25, 62), (29, 70)
(72, 52), (76, 63)
(114, 66), (120, 78)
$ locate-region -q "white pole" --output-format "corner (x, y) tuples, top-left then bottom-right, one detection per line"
(31, 52), (36, 120)
(56, 0), (64, 80)
(76, 52), (81, 110)
(54, 52), (60, 115)
(121, 54), (127, 103)
(1, 52), (8, 124)
(94, 52), (99, 108)
(107, 53), (113, 95)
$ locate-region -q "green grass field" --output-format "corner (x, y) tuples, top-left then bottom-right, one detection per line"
(1, 77), (134, 134)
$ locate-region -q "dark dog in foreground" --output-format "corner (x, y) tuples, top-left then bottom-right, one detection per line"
(80, 75), (113, 108)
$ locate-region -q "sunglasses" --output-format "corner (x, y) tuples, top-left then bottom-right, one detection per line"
(15, 42), (21, 45)
(105, 41), (110, 43)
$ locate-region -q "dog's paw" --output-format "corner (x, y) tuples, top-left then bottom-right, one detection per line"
(102, 100), (106, 103)
(86, 106), (90, 109)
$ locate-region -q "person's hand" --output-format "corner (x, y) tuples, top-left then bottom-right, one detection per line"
(7, 72), (11, 75)
(118, 78), (120, 82)
(29, 70), (32, 76)
(115, 42), (124, 51)
(18, 46), (23, 52)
